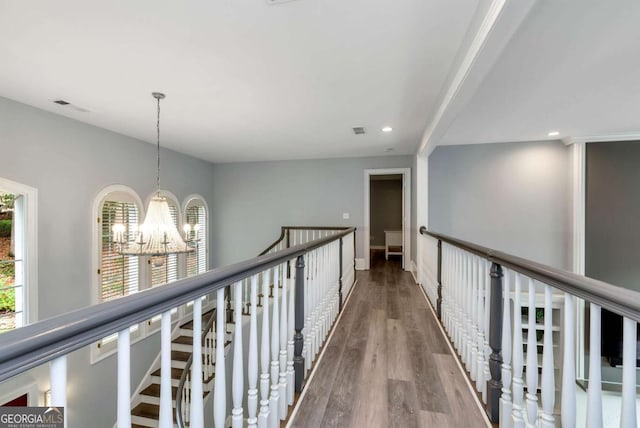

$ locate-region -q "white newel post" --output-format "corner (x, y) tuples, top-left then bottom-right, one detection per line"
(117, 328), (131, 428)
(540, 284), (555, 428)
(159, 311), (173, 428)
(586, 303), (603, 428)
(512, 273), (525, 428)
(213, 289), (226, 428)
(270, 265), (281, 428)
(248, 275), (259, 428)
(232, 281), (244, 428)
(50, 355), (67, 428)
(190, 298), (204, 428)
(259, 270), (271, 428)
(500, 269), (512, 428)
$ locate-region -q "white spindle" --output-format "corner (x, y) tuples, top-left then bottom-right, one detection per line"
(586, 303), (603, 428)
(117, 328), (131, 428)
(279, 264), (288, 420)
(248, 275), (259, 428)
(621, 317), (638, 428)
(287, 260), (296, 405)
(470, 255), (479, 382)
(232, 281), (244, 428)
(159, 311), (173, 428)
(500, 269), (512, 428)
(213, 289), (226, 428)
(540, 284), (555, 428)
(465, 254), (472, 369)
(50, 355), (67, 428)
(525, 278), (538, 426)
(483, 260), (491, 402)
(259, 270), (271, 428)
(304, 253), (313, 372)
(190, 298), (204, 428)
(476, 257), (486, 395)
(270, 265), (281, 428)
(512, 273), (525, 428)
(561, 294), (576, 428)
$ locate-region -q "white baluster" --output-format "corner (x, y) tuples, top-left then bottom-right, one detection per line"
(50, 356), (67, 428)
(525, 278), (538, 426)
(213, 289), (226, 428)
(476, 258), (486, 395)
(270, 265), (281, 428)
(465, 254), (473, 368)
(159, 311), (173, 428)
(287, 262), (296, 405)
(279, 264), (288, 420)
(500, 269), (512, 428)
(470, 255), (479, 382)
(586, 303), (603, 428)
(483, 260), (491, 402)
(512, 273), (525, 428)
(117, 328), (131, 428)
(259, 270), (271, 428)
(248, 275), (259, 428)
(232, 281), (244, 428)
(304, 253), (313, 372)
(540, 284), (555, 428)
(621, 317), (638, 428)
(561, 294), (576, 428)
(191, 298), (204, 428)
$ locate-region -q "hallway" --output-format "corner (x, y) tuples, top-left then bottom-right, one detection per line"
(290, 253), (490, 428)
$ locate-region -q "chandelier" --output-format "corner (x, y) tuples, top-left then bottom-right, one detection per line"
(113, 92), (197, 267)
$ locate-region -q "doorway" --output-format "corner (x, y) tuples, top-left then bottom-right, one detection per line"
(364, 168), (411, 270)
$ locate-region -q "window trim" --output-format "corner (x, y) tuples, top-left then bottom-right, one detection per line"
(0, 177), (38, 327)
(182, 194), (209, 273)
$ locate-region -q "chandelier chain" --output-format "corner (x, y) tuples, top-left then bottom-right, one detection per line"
(156, 95), (161, 192)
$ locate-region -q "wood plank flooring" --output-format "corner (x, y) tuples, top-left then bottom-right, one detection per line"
(290, 252), (489, 428)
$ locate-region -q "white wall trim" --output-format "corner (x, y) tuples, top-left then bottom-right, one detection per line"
(364, 168), (411, 271)
(0, 381), (39, 406)
(0, 177), (38, 325)
(354, 258), (365, 271)
(562, 133), (640, 146)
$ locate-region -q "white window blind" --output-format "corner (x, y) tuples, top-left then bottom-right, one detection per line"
(100, 200), (139, 302)
(185, 203), (207, 277)
(150, 202), (179, 287)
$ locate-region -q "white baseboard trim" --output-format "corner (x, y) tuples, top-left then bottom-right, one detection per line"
(355, 258), (365, 270)
(410, 267), (419, 285)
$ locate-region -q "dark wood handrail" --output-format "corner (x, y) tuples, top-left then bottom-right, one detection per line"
(259, 226), (351, 256)
(419, 226), (640, 323)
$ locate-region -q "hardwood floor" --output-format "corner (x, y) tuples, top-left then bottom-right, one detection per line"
(290, 252), (489, 428)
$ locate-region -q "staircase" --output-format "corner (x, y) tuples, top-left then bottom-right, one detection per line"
(129, 309), (232, 427)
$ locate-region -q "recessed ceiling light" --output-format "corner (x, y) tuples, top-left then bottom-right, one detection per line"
(547, 131), (560, 137)
(382, 126), (393, 133)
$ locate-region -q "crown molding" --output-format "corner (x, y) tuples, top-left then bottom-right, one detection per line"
(562, 133), (640, 146)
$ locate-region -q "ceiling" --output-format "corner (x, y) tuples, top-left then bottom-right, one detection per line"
(4, 1), (635, 163)
(0, 0), (479, 163)
(440, 0), (640, 147)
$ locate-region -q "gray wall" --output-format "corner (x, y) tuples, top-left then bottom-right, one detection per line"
(210, 156), (413, 266)
(585, 141), (640, 291)
(369, 179), (403, 247)
(0, 96), (216, 427)
(429, 141), (570, 269)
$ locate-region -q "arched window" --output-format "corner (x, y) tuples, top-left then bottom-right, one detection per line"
(183, 196), (208, 276)
(95, 186), (142, 303)
(0, 177), (37, 333)
(149, 191), (180, 287)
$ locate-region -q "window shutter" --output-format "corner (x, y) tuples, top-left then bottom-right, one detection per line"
(186, 203), (206, 276)
(100, 201), (139, 302)
(150, 202), (179, 287)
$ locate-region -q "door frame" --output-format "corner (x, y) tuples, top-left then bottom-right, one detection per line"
(364, 168), (411, 270)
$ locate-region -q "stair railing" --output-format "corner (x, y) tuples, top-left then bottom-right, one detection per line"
(419, 226), (640, 428)
(0, 226), (356, 428)
(259, 226), (351, 256)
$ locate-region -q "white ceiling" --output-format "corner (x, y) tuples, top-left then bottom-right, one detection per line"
(440, 0), (640, 147)
(0, 0), (479, 163)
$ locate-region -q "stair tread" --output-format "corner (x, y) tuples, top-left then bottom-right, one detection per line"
(173, 335), (192, 345)
(151, 367), (184, 379)
(180, 309), (215, 330)
(140, 383), (178, 399)
(131, 402), (177, 422)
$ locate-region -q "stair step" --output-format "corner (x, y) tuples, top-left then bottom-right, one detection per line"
(151, 367), (184, 379)
(180, 310), (215, 330)
(173, 335), (192, 345)
(131, 402), (177, 422)
(140, 383), (178, 399)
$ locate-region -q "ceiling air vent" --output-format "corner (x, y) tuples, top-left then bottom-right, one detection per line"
(352, 127), (366, 135)
(52, 99), (91, 113)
